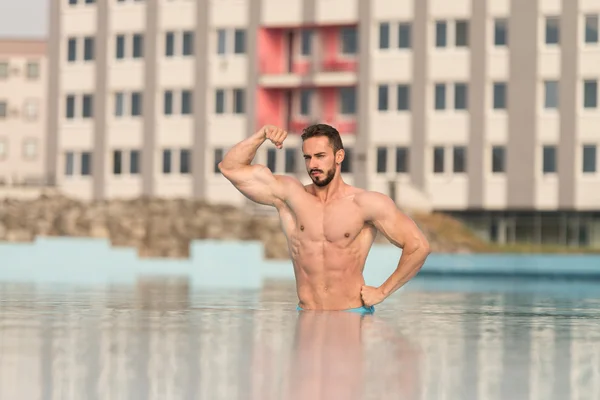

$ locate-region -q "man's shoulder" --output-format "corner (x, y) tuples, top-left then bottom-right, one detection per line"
(353, 190), (393, 205)
(353, 190), (397, 220)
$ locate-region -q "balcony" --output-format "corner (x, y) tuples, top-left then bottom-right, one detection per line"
(289, 119), (356, 135)
(258, 25), (359, 88)
(259, 58), (358, 88)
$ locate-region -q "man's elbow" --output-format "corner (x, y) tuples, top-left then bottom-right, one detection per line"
(407, 236), (431, 258)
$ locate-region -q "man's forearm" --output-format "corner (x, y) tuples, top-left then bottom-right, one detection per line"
(379, 244), (429, 297)
(219, 129), (266, 170)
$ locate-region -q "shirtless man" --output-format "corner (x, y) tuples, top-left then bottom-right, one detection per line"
(218, 123), (430, 312)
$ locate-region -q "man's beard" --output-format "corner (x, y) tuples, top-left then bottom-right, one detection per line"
(310, 167), (336, 187)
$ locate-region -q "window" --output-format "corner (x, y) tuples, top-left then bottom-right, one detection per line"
(435, 83), (446, 110)
(583, 145), (596, 173)
(339, 87), (356, 114)
(435, 21), (447, 47)
(301, 30), (312, 55)
(340, 27), (358, 54)
(543, 145), (557, 173)
(396, 147), (409, 173)
(24, 99), (39, 120)
(376, 147), (387, 173)
(182, 31), (194, 56)
(300, 89), (311, 116)
(116, 35), (125, 59)
(214, 148), (223, 173)
(65, 152), (74, 175)
(341, 148), (352, 173)
(67, 38), (77, 61)
(0, 101), (6, 118)
(454, 83), (468, 110)
(285, 148), (296, 173)
(378, 85), (388, 111)
(131, 92), (142, 116)
(180, 149), (191, 174)
(585, 15), (599, 44)
(545, 17), (560, 45)
(234, 29), (246, 54)
(81, 152), (92, 176)
(217, 29), (226, 54)
(84, 36), (95, 61)
(162, 149), (172, 174)
(494, 18), (508, 46)
(453, 146), (466, 173)
(493, 82), (507, 109)
(398, 23), (411, 48)
(115, 92), (125, 116)
(113, 150), (122, 175)
(379, 23), (390, 49)
(130, 150), (140, 174)
(82, 94), (93, 118)
(23, 139), (37, 159)
(397, 85), (410, 110)
(455, 20), (469, 47)
(267, 148), (277, 172)
(164, 91), (173, 115)
(26, 62), (40, 79)
(492, 146), (505, 173)
(133, 34), (144, 58)
(165, 32), (175, 56)
(433, 147), (444, 173)
(544, 80), (559, 109)
(584, 80), (597, 108)
(181, 90), (192, 115)
(0, 62), (8, 78)
(233, 89), (245, 114)
(215, 90), (225, 113)
(66, 95), (76, 119)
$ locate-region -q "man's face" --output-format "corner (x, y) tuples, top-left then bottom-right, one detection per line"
(302, 136), (340, 187)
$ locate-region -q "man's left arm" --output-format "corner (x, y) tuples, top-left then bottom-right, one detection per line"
(357, 192), (431, 306)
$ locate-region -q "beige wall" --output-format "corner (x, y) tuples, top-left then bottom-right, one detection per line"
(0, 40), (47, 186)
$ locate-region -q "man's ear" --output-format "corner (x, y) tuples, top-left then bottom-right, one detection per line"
(336, 149), (345, 165)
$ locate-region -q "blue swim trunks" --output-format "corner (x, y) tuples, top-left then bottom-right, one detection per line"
(296, 305), (375, 314)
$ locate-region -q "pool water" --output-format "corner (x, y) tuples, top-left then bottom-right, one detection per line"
(0, 276), (599, 400)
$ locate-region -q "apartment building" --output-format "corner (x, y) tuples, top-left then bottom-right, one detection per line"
(47, 0), (600, 247)
(0, 39), (47, 186)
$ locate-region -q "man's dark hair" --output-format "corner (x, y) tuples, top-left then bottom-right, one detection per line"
(300, 124), (344, 154)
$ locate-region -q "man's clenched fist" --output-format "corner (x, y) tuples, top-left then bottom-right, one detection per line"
(261, 125), (287, 149)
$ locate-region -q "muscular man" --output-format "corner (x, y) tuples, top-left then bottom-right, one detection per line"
(218, 124), (430, 313)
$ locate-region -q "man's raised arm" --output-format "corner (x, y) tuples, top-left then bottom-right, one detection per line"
(218, 125), (293, 207)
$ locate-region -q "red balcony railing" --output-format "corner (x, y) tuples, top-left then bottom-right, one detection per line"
(290, 119), (356, 135)
(259, 58), (358, 76)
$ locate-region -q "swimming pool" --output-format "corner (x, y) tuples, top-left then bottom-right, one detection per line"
(0, 274), (598, 400)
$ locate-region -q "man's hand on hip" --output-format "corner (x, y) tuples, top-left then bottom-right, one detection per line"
(361, 285), (387, 307)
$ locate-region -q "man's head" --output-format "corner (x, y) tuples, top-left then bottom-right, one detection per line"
(301, 124), (345, 187)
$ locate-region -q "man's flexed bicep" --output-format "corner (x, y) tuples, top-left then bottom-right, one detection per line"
(220, 163), (290, 206)
(217, 125), (294, 206)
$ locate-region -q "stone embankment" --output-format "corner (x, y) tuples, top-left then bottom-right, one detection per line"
(0, 194), (488, 259)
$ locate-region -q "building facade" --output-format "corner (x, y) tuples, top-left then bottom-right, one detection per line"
(47, 0), (600, 247)
(0, 39), (47, 186)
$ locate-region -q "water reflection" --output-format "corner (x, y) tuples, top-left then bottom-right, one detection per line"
(0, 279), (599, 400)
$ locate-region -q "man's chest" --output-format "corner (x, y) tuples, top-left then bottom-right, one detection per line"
(287, 201), (367, 243)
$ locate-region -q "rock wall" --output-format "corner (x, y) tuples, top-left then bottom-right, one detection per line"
(0, 194), (487, 259)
